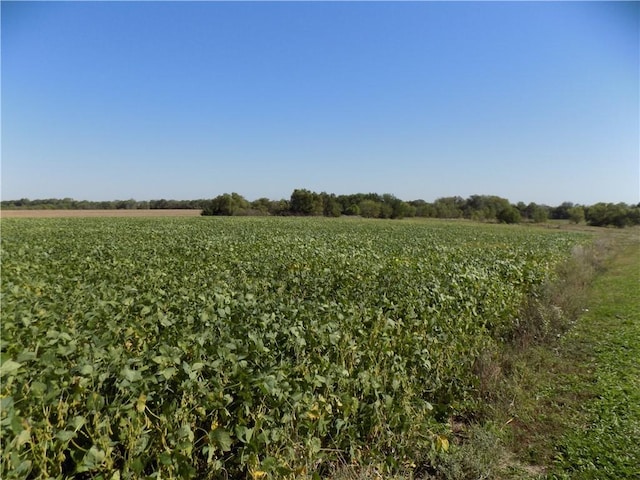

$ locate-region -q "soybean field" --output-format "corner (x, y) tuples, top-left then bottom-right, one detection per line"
(1, 217), (588, 479)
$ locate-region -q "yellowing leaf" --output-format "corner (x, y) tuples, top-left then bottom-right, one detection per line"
(436, 434), (450, 452)
(250, 469), (267, 479)
(307, 404), (321, 420)
(136, 393), (147, 412)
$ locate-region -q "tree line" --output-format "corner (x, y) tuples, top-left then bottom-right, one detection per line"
(1, 198), (209, 210)
(3, 192), (639, 227)
(202, 190), (640, 227)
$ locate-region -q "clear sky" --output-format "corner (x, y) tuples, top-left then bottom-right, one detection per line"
(2, 1), (638, 205)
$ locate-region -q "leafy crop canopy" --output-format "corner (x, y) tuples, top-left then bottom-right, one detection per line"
(0, 217), (587, 478)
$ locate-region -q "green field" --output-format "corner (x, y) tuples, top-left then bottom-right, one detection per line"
(1, 217), (589, 479)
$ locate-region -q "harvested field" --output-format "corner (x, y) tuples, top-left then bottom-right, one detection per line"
(0, 209), (202, 218)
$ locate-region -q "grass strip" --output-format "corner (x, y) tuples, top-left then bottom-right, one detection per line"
(445, 233), (640, 480)
(545, 236), (640, 479)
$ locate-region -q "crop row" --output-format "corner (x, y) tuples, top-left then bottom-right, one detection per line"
(1, 217), (587, 479)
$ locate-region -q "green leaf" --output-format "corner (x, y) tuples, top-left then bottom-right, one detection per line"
(210, 428), (233, 452)
(81, 446), (106, 470)
(235, 425), (254, 443)
(15, 429), (31, 448)
(55, 430), (76, 442)
(191, 362), (204, 371)
(0, 359), (22, 377)
(178, 423), (194, 442)
(70, 415), (86, 430)
(158, 367), (177, 380)
(121, 366), (142, 382)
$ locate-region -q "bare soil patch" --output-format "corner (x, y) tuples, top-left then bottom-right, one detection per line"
(1, 209), (202, 218)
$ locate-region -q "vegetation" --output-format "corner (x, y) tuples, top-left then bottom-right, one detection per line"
(548, 237), (640, 478)
(1, 217), (589, 479)
(583, 202), (640, 228)
(0, 197), (210, 211)
(505, 235), (640, 479)
(425, 232), (639, 480)
(4, 193), (639, 227)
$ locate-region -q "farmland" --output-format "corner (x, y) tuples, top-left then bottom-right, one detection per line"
(1, 217), (589, 479)
(0, 209), (202, 218)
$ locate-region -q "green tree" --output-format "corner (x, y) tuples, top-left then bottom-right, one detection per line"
(551, 202), (574, 220)
(586, 202), (637, 228)
(434, 197), (464, 218)
(411, 200), (435, 218)
(359, 200), (382, 218)
(497, 206), (521, 224)
(464, 195), (511, 221)
(568, 206), (585, 224)
(251, 198), (272, 215)
(321, 193), (342, 217)
(202, 193), (250, 216)
(345, 204), (360, 216)
(290, 189), (323, 216)
(379, 203), (393, 219)
(531, 204), (549, 223)
(268, 199), (290, 216)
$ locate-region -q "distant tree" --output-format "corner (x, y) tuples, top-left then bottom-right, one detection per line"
(345, 204), (360, 216)
(363, 193), (384, 203)
(532, 207), (548, 223)
(567, 206), (585, 224)
(434, 196), (464, 218)
(266, 199), (290, 216)
(4, 192), (636, 227)
(379, 203), (393, 219)
(527, 203), (548, 223)
(496, 206), (521, 224)
(115, 199), (137, 210)
(586, 202), (638, 228)
(202, 193), (250, 216)
(629, 205), (640, 225)
(337, 194), (363, 214)
(251, 198), (272, 215)
(150, 199), (169, 209)
(410, 200), (435, 218)
(551, 202), (574, 220)
(390, 200), (413, 219)
(464, 195), (511, 221)
(321, 193), (342, 217)
(398, 202), (416, 219)
(290, 189), (323, 216)
(358, 200), (381, 218)
(585, 203), (611, 227)
(379, 194), (414, 219)
(203, 194), (230, 216)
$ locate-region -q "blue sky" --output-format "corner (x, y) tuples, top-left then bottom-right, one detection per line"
(2, 1), (638, 205)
